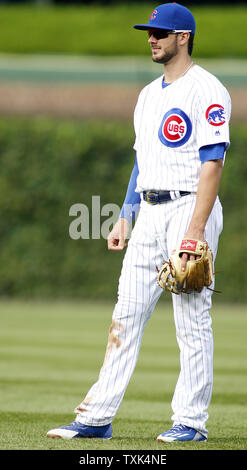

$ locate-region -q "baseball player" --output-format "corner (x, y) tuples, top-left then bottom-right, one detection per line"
(47, 3), (231, 442)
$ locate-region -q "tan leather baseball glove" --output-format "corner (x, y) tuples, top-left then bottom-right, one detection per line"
(157, 238), (214, 294)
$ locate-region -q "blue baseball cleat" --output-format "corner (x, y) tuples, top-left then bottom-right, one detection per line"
(46, 420), (112, 439)
(157, 424), (207, 442)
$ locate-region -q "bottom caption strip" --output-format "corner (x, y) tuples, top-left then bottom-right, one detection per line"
(1, 450), (241, 465)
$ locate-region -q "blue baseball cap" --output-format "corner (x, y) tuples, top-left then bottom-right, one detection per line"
(133, 3), (196, 35)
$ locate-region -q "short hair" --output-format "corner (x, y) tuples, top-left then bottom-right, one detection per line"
(188, 34), (194, 56)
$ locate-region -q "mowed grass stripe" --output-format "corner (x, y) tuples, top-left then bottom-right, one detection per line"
(0, 300), (246, 450)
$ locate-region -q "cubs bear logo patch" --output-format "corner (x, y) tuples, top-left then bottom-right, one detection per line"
(158, 108), (192, 148)
(206, 104), (226, 126)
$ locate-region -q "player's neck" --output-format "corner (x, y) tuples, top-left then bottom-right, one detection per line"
(163, 56), (193, 84)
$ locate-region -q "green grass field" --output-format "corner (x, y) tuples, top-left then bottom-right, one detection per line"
(0, 299), (246, 451)
(0, 5), (246, 57)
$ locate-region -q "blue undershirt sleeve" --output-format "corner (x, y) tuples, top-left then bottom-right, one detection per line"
(199, 142), (226, 163)
(120, 154), (141, 223)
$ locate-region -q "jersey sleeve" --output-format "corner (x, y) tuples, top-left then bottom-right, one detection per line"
(195, 80), (231, 151)
(133, 85), (148, 152)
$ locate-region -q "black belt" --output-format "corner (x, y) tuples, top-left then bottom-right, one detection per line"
(143, 190), (191, 205)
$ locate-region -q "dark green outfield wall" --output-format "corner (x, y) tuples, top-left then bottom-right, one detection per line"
(0, 117), (246, 302)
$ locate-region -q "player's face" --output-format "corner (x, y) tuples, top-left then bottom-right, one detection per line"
(147, 29), (179, 64)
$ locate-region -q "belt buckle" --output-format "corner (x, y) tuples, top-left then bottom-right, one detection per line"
(145, 191), (158, 205)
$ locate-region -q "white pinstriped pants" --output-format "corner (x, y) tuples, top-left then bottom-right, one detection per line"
(75, 194), (223, 436)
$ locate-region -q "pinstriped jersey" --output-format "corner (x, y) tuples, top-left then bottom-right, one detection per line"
(133, 64), (231, 193)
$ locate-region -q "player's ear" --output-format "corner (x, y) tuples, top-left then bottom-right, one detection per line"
(179, 32), (190, 47)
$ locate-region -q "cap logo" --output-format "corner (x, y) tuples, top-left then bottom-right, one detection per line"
(206, 104), (226, 127)
(150, 9), (158, 20)
(158, 108), (192, 148)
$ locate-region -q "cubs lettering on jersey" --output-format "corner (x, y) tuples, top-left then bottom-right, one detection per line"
(158, 108), (192, 147)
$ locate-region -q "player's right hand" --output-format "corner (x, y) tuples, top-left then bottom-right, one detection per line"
(107, 218), (130, 251)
